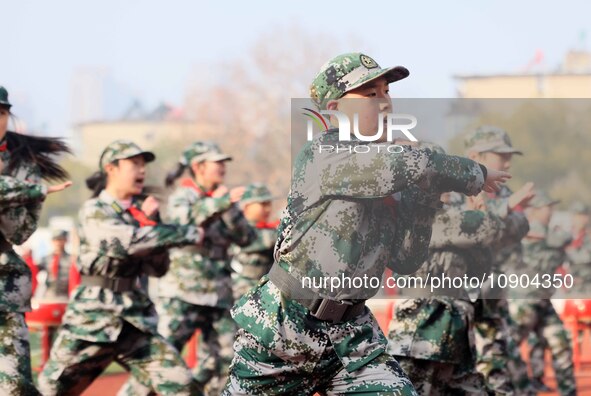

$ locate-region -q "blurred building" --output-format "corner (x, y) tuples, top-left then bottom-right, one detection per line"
(75, 101), (217, 166)
(454, 50), (591, 98)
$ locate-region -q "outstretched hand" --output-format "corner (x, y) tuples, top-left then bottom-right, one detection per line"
(47, 181), (73, 194)
(482, 169), (511, 193)
(508, 182), (535, 210)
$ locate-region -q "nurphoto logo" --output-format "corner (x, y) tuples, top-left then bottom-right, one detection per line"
(302, 108), (419, 142)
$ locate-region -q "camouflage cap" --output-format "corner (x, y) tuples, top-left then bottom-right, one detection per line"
(180, 141), (232, 166)
(529, 190), (560, 208)
(570, 201), (590, 215)
(464, 126), (523, 155)
(51, 229), (69, 240)
(240, 183), (274, 205)
(0, 86), (12, 109)
(310, 53), (409, 109)
(99, 140), (156, 169)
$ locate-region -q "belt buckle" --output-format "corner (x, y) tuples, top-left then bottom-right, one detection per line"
(311, 298), (352, 323)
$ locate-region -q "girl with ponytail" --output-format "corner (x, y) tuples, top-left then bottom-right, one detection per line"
(0, 85), (72, 395)
(120, 141), (255, 395)
(39, 139), (205, 396)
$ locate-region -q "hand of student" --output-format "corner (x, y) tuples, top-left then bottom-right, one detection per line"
(211, 185), (229, 198)
(483, 169), (511, 193)
(47, 181), (73, 194)
(466, 193), (487, 211)
(508, 182), (535, 210)
(229, 186), (246, 203)
(141, 195), (160, 217)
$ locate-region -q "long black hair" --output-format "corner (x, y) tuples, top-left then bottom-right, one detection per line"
(165, 162), (196, 188)
(86, 159), (162, 199)
(5, 131), (71, 181)
(85, 166), (113, 198)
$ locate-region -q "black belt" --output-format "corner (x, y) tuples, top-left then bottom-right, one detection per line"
(80, 275), (138, 292)
(268, 264), (366, 323)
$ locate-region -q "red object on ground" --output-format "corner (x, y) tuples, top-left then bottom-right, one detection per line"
(26, 302), (68, 370)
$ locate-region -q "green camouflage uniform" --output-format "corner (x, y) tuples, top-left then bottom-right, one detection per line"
(508, 217), (575, 395)
(38, 141), (202, 396)
(389, 204), (510, 396)
(522, 199), (583, 395)
(231, 183), (278, 301)
(224, 53), (488, 395)
(0, 123), (47, 395)
(120, 141), (256, 396)
(463, 126), (531, 395)
(565, 202), (591, 295)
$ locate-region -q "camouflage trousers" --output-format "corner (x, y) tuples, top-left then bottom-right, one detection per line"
(223, 326), (417, 395)
(38, 321), (200, 396)
(509, 299), (576, 396)
(474, 298), (531, 395)
(0, 312), (40, 396)
(397, 357), (489, 396)
(120, 297), (235, 396)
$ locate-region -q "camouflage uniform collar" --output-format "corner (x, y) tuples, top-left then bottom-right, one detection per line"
(98, 190), (137, 210)
(179, 177), (215, 196)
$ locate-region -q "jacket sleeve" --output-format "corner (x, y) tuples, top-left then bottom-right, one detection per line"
(429, 207), (506, 249)
(219, 205), (257, 247)
(79, 200), (202, 260)
(0, 175), (47, 207)
(306, 144), (486, 202)
(167, 187), (232, 226)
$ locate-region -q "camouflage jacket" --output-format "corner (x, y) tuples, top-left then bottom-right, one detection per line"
(158, 181), (255, 308)
(514, 221), (571, 299)
(35, 251), (73, 299)
(273, 131), (486, 301)
(389, 207), (508, 363)
(567, 229), (591, 289)
(230, 221), (277, 280)
(233, 130), (487, 372)
(484, 185), (530, 274)
(60, 190), (202, 342)
(0, 143), (47, 312)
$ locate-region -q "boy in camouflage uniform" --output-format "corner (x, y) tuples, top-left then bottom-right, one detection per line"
(464, 126), (534, 395)
(223, 53), (510, 395)
(121, 141), (256, 396)
(389, 144), (525, 395)
(231, 183), (278, 301)
(0, 86), (72, 396)
(508, 191), (576, 395)
(39, 140), (204, 396)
